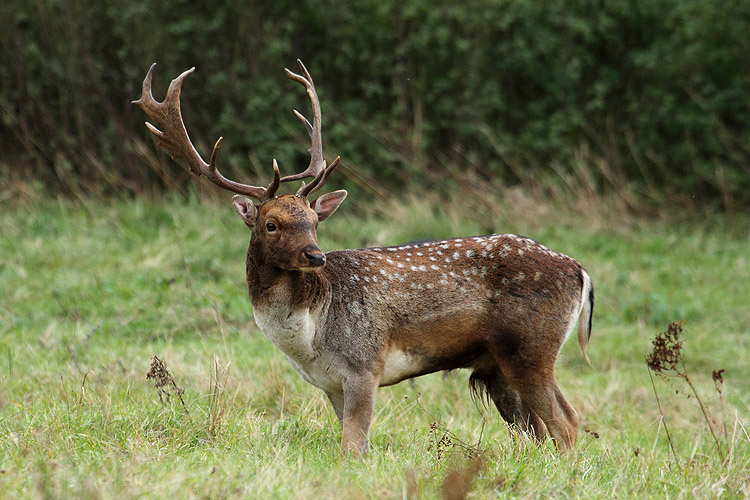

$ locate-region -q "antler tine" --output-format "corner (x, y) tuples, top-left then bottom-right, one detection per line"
(297, 156), (340, 198)
(132, 64), (277, 202)
(280, 59), (326, 185)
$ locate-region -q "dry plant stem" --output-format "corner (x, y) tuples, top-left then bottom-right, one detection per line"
(680, 360), (725, 460)
(147, 356), (190, 417)
(647, 366), (680, 465)
(714, 373), (729, 454)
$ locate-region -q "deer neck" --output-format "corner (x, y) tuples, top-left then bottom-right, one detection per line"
(245, 237), (329, 314)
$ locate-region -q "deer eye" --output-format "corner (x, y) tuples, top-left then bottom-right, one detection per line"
(265, 222), (277, 233)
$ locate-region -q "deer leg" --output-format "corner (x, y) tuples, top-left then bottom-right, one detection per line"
(486, 371), (547, 439)
(325, 391), (345, 424)
(513, 378), (579, 450)
(341, 373), (378, 457)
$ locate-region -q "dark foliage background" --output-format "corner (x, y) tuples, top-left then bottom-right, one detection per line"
(1, 0), (748, 206)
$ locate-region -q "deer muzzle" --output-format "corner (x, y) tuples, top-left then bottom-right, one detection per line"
(300, 244), (326, 270)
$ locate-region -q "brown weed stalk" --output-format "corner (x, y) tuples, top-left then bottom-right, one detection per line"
(146, 355), (189, 416)
(646, 321), (726, 461)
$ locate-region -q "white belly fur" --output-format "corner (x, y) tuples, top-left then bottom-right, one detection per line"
(381, 349), (423, 386)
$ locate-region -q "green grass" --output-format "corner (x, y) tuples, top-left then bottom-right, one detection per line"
(1, 191), (748, 499)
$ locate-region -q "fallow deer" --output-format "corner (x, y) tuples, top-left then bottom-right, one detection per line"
(133, 61), (594, 456)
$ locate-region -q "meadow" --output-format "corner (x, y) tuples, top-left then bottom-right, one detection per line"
(1, 188), (748, 498)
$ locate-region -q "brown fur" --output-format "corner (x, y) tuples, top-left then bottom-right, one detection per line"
(237, 195), (594, 455)
(134, 61), (594, 456)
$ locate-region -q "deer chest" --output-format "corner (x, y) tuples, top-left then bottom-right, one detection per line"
(252, 306), (341, 392)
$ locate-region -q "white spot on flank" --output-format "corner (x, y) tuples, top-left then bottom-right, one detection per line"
(364, 276), (370, 283)
(431, 264), (439, 270)
(453, 251), (460, 260)
(411, 265), (418, 271)
(534, 271), (543, 281)
(397, 263), (404, 268)
(416, 252), (423, 256)
(419, 265), (427, 271)
(426, 283), (435, 289)
(466, 250), (476, 258)
(372, 276), (379, 283)
(430, 256), (437, 261)
(380, 269), (387, 276)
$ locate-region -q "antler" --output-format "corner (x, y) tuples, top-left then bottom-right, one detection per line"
(283, 59), (341, 198)
(133, 61), (339, 201)
(132, 64), (280, 202)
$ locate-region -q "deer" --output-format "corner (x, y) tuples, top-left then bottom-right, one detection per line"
(133, 60), (594, 457)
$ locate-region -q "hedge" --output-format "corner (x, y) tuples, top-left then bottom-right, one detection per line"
(1, 0), (748, 205)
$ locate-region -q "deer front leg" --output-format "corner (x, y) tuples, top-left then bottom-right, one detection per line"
(325, 390), (344, 424)
(341, 372), (378, 457)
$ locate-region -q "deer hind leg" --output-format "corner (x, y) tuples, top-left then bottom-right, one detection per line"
(488, 347), (579, 449)
(470, 368), (546, 438)
(510, 375), (579, 450)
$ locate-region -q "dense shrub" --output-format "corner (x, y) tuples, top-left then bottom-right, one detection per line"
(1, 0), (748, 205)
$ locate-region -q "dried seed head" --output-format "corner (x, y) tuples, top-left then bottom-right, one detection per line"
(646, 321), (684, 374)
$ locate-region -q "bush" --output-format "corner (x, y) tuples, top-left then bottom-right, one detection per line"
(1, 0), (748, 205)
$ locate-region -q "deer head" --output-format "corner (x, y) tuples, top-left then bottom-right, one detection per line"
(132, 60), (346, 271)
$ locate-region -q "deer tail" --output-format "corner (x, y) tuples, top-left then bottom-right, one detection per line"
(577, 269), (594, 364)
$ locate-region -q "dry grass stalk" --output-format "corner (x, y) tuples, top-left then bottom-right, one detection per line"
(207, 356), (231, 440)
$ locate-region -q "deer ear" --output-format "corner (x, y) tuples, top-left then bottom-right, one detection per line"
(312, 190), (347, 222)
(232, 195), (258, 229)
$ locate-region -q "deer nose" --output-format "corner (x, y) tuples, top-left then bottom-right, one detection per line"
(302, 246), (326, 268)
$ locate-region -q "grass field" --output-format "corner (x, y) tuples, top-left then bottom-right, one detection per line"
(1, 190), (748, 498)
